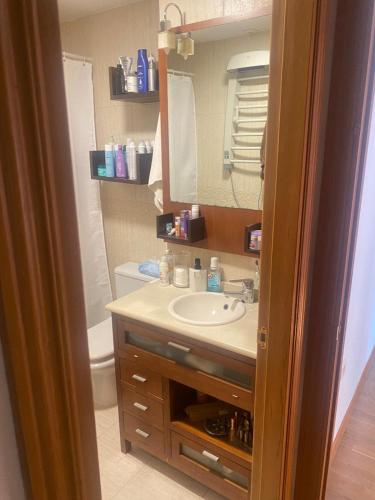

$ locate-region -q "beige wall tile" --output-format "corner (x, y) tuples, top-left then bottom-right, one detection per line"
(61, 0), (261, 289)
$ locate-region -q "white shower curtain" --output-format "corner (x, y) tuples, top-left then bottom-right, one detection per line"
(63, 56), (112, 329)
(167, 73), (197, 203)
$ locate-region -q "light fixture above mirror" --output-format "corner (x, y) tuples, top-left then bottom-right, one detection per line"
(158, 2), (194, 59)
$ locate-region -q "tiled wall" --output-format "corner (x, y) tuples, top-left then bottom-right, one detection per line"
(60, 0), (258, 288)
(60, 0), (165, 289)
(159, 0), (272, 26)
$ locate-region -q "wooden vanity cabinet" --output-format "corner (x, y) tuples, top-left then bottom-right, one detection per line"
(113, 314), (255, 499)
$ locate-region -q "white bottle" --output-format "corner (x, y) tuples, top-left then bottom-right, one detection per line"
(137, 140), (146, 154)
(126, 138), (137, 180)
(189, 258), (207, 292)
(159, 256), (170, 286)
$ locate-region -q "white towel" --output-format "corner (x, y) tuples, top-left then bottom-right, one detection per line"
(167, 73), (197, 203)
(148, 114), (163, 212)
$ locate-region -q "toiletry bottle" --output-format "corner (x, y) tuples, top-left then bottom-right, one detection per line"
(189, 258), (207, 292)
(119, 56), (132, 92)
(123, 145), (129, 179)
(115, 144), (125, 177)
(159, 256), (170, 286)
(254, 260), (260, 302)
(165, 248), (174, 275)
(191, 204), (200, 219)
(137, 140), (146, 154)
(104, 144), (115, 177)
(147, 54), (157, 91)
(126, 139), (137, 180)
(137, 49), (149, 93)
(207, 257), (222, 292)
(175, 216), (181, 238)
(229, 417), (236, 442)
(114, 64), (123, 95)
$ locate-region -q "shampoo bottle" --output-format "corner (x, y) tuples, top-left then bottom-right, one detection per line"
(115, 144), (125, 177)
(207, 257), (222, 292)
(137, 49), (148, 93)
(104, 144), (115, 177)
(126, 139), (137, 180)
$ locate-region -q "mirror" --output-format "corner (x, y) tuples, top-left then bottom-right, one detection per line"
(167, 15), (271, 210)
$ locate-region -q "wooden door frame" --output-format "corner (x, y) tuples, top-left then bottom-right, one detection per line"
(0, 0), (100, 498)
(293, 1), (375, 498)
(1, 1), (374, 500)
(253, 0), (375, 498)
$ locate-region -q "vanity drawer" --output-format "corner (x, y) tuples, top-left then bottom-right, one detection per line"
(122, 346), (253, 411)
(122, 386), (164, 429)
(120, 357), (164, 400)
(123, 413), (165, 459)
(170, 431), (250, 500)
(116, 319), (256, 391)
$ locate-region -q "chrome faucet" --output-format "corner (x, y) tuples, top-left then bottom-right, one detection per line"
(223, 278), (255, 304)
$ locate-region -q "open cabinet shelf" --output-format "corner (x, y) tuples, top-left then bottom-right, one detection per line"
(89, 150), (152, 185)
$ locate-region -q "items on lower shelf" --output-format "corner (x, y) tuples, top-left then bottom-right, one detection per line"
(244, 223), (262, 255)
(90, 150), (152, 184)
(157, 212), (205, 244)
(109, 66), (159, 102)
(170, 382), (253, 462)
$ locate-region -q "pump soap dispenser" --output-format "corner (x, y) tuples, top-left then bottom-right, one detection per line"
(189, 258), (207, 292)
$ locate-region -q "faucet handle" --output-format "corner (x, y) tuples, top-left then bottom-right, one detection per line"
(229, 278), (254, 290)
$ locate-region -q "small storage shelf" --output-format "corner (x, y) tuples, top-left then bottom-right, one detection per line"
(156, 212), (205, 244)
(109, 67), (159, 103)
(244, 223), (262, 256)
(90, 150), (152, 185)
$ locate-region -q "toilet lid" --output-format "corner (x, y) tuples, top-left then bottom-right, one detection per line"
(87, 317), (114, 362)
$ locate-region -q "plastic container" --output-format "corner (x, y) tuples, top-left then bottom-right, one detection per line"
(207, 257), (222, 292)
(104, 144), (115, 177)
(159, 256), (170, 286)
(173, 253), (190, 288)
(148, 54), (157, 91)
(189, 258), (207, 292)
(126, 139), (137, 180)
(137, 49), (148, 93)
(115, 145), (126, 177)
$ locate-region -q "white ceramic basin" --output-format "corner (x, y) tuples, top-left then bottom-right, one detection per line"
(168, 292), (246, 326)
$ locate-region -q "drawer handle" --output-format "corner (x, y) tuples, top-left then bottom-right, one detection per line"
(232, 394), (239, 399)
(133, 402), (148, 412)
(167, 341), (191, 353)
(132, 374), (147, 383)
(202, 450), (220, 462)
(135, 428), (150, 439)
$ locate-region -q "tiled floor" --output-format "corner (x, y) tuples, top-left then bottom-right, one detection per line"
(95, 406), (225, 500)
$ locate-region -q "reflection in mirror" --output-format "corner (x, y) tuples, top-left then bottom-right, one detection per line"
(167, 15), (271, 210)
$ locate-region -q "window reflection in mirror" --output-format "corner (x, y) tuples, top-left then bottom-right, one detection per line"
(167, 15), (271, 210)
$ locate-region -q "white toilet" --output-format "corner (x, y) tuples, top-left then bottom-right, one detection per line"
(87, 262), (155, 409)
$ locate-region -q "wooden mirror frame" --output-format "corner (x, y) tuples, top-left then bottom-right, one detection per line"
(158, 8), (272, 256)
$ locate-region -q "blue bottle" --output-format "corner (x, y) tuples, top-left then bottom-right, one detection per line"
(137, 49), (148, 93)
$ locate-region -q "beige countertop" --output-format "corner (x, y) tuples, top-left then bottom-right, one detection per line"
(106, 281), (258, 359)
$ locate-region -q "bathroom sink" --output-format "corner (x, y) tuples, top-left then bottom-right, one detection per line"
(168, 292), (246, 326)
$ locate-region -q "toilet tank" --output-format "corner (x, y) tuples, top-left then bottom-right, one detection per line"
(114, 262), (155, 298)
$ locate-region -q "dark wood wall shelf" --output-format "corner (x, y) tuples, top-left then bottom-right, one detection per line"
(109, 67), (159, 103)
(90, 150), (152, 185)
(244, 223), (262, 256)
(157, 213), (205, 244)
